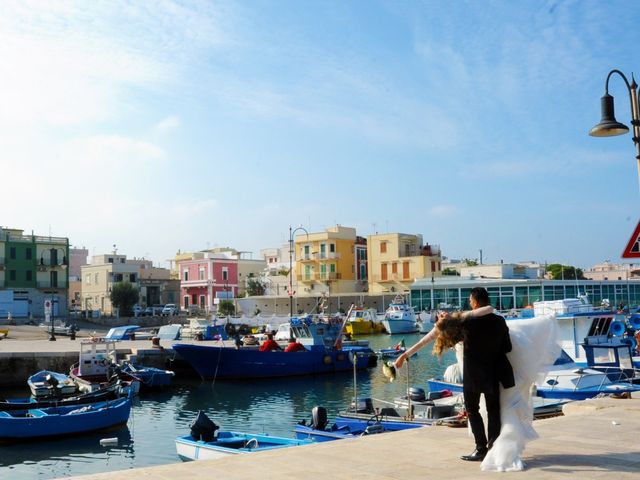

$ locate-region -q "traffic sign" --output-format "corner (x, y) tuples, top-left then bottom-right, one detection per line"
(44, 299), (52, 315)
(622, 220), (640, 258)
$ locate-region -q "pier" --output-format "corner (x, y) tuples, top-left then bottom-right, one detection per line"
(66, 395), (640, 480)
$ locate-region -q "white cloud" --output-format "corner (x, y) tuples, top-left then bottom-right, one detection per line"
(427, 205), (459, 218)
(155, 115), (181, 131)
(61, 134), (167, 169)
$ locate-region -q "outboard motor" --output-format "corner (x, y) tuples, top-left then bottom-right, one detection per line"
(311, 406), (328, 431)
(190, 410), (219, 442)
(44, 373), (59, 388)
(408, 387), (426, 402)
(349, 397), (374, 414)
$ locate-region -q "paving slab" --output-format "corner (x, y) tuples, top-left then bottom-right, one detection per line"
(66, 397), (640, 480)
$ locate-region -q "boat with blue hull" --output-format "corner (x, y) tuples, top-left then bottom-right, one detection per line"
(0, 393), (132, 442)
(173, 316), (376, 380)
(176, 411), (312, 461)
(295, 406), (386, 442)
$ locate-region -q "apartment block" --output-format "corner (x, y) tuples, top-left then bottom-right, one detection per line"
(0, 226), (69, 318)
(367, 232), (441, 294)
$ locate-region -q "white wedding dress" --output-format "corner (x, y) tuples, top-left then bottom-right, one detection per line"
(480, 313), (560, 472)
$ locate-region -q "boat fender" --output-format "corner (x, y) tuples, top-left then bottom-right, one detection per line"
(100, 437), (118, 447)
(323, 355), (332, 365)
(336, 353), (345, 362)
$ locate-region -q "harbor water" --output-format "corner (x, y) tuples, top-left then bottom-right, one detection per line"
(0, 333), (455, 480)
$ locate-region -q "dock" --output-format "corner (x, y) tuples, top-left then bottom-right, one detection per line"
(66, 396), (640, 480)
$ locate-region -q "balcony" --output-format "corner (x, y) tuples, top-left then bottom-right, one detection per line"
(37, 280), (68, 289)
(297, 272), (342, 282)
(298, 253), (314, 262)
(317, 252), (341, 261)
(371, 274), (411, 283)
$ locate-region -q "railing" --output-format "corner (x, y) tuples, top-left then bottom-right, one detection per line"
(39, 260), (67, 267)
(37, 280), (68, 289)
(371, 274), (412, 282)
(297, 272), (342, 282)
(317, 252), (341, 260)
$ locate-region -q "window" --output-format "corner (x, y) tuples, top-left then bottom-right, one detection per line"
(199, 268), (205, 280)
(26, 248), (32, 260)
(381, 263), (388, 281)
(26, 270), (32, 281)
(380, 242), (386, 254)
(199, 295), (205, 308)
(329, 243), (335, 253)
(95, 273), (99, 284)
(183, 296), (190, 308)
(9, 270), (16, 281)
(9, 247), (16, 259)
(183, 270), (189, 281)
(222, 267), (229, 281)
(108, 257), (114, 263)
(120, 258), (125, 264)
(129, 273), (136, 282)
(85, 274), (91, 285)
(391, 263), (398, 274)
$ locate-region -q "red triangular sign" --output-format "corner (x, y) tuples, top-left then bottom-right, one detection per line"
(622, 221), (640, 258)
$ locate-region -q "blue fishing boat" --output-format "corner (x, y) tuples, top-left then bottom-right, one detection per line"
(119, 362), (174, 388)
(176, 411), (312, 461)
(0, 394), (132, 442)
(1, 382), (124, 411)
(172, 316), (376, 380)
(295, 406), (386, 442)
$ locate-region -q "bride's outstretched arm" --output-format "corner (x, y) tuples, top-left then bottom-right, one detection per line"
(394, 326), (438, 369)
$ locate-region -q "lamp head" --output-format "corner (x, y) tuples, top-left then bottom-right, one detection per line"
(589, 93), (629, 137)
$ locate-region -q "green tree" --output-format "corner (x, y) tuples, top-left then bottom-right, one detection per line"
(109, 282), (139, 317)
(217, 300), (235, 317)
(546, 263), (585, 280)
(442, 268), (460, 276)
(246, 278), (266, 296)
(462, 258), (478, 266)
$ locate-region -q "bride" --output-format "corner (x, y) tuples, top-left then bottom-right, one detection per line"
(394, 307), (559, 471)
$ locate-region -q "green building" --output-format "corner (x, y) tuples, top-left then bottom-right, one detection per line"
(0, 227), (69, 318)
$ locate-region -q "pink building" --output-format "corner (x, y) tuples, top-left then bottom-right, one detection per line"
(178, 253), (238, 311)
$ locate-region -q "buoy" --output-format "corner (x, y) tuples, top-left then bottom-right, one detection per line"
(629, 314), (640, 330)
(100, 437), (118, 447)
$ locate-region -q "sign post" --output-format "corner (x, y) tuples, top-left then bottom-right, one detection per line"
(44, 299), (56, 341)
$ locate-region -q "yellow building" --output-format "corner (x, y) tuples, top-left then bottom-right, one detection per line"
(295, 225), (367, 295)
(367, 233), (441, 294)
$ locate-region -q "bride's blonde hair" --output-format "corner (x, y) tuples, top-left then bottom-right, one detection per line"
(433, 312), (465, 357)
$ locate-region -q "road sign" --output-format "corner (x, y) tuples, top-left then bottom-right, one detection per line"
(44, 299), (52, 315)
(622, 221), (640, 258)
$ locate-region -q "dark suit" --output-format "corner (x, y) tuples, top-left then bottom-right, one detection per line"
(462, 312), (514, 451)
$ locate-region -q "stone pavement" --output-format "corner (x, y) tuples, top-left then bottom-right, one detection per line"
(67, 396), (640, 480)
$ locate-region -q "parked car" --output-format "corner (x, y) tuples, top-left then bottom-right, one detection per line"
(162, 304), (178, 316)
(143, 307), (155, 316)
(133, 305), (143, 317)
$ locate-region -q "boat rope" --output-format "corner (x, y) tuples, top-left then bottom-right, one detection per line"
(209, 335), (225, 389)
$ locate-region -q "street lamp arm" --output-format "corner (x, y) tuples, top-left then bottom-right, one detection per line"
(604, 69), (633, 94)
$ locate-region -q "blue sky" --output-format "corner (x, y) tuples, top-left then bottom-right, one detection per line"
(2, 0), (640, 268)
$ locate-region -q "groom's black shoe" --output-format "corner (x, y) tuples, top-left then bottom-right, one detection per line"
(460, 448), (487, 462)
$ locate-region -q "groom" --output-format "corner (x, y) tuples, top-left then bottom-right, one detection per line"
(458, 287), (514, 461)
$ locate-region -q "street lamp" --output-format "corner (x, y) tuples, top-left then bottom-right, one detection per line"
(289, 225), (308, 318)
(40, 247), (68, 341)
(589, 69), (640, 186)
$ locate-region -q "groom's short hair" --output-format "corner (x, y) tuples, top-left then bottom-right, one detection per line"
(470, 287), (489, 307)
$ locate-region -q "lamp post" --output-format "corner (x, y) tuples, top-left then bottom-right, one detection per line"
(40, 247), (68, 341)
(589, 69), (640, 188)
(288, 225), (308, 318)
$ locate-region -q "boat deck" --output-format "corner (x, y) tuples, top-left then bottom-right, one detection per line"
(68, 395), (640, 480)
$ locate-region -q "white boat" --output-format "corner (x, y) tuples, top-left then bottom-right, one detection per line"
(416, 311), (434, 333)
(176, 411), (312, 461)
(28, 370), (78, 398)
(38, 320), (77, 336)
(530, 296), (640, 367)
(381, 296), (418, 334)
